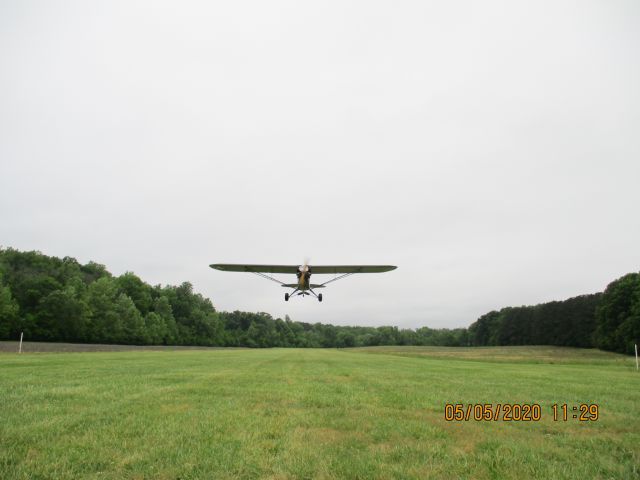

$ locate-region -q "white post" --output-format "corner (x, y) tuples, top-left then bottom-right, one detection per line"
(19, 332), (23, 354)
(636, 344), (638, 371)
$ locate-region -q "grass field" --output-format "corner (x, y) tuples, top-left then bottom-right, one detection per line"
(0, 341), (228, 353)
(1, 346), (639, 479)
(345, 345), (632, 365)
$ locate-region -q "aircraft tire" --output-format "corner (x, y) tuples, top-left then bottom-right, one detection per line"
(318, 293), (323, 302)
(285, 293), (289, 301)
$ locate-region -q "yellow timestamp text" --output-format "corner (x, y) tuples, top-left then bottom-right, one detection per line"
(443, 403), (599, 422)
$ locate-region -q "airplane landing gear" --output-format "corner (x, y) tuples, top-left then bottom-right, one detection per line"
(318, 293), (323, 302)
(285, 293), (289, 301)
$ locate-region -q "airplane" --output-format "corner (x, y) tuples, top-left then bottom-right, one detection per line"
(209, 262), (397, 302)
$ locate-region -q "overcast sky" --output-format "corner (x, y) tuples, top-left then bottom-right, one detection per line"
(1, 1), (639, 329)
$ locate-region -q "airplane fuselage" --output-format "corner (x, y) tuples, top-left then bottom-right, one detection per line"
(296, 266), (311, 291)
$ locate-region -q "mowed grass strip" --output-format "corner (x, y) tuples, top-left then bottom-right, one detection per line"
(1, 348), (639, 479)
(344, 345), (634, 365)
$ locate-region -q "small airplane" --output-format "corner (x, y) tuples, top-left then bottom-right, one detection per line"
(209, 262), (397, 302)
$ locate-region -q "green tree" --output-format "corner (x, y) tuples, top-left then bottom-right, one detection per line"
(153, 296), (178, 344)
(80, 261), (111, 284)
(0, 277), (19, 339)
(594, 273), (640, 354)
(115, 293), (146, 344)
(116, 272), (153, 315)
(336, 331), (356, 348)
(245, 321), (260, 347)
(143, 312), (168, 344)
(85, 276), (120, 343)
(36, 287), (90, 342)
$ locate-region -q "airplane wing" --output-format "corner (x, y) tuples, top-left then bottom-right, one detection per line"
(210, 264), (299, 274)
(209, 264), (396, 274)
(210, 263), (396, 290)
(309, 265), (397, 274)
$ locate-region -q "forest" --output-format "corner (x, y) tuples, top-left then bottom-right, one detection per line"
(0, 248), (638, 354)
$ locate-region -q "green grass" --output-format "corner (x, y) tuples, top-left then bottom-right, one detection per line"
(1, 347), (639, 479)
(345, 345), (633, 365)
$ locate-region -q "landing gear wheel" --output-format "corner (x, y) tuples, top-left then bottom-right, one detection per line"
(285, 293), (289, 301)
(318, 293), (323, 302)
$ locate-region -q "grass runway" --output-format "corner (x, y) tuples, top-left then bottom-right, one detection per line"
(1, 346), (638, 479)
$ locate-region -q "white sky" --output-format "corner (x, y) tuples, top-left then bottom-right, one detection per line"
(1, 0), (639, 328)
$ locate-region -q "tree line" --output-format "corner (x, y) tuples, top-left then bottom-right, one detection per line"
(0, 248), (638, 353)
(0, 248), (467, 348)
(467, 273), (640, 354)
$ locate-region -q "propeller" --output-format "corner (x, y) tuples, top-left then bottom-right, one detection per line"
(299, 257), (310, 273)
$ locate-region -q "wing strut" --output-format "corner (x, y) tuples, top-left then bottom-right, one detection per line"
(252, 271), (287, 286)
(319, 272), (354, 286)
